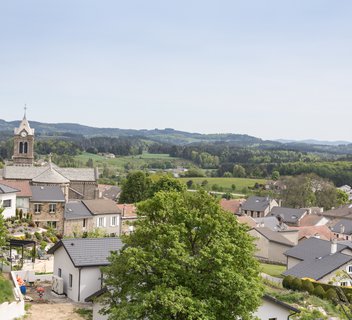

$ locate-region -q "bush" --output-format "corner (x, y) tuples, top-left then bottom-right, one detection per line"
(40, 241), (48, 251)
(282, 275), (294, 289)
(291, 278), (302, 291)
(302, 279), (315, 294)
(325, 288), (338, 303)
(313, 285), (326, 299)
(34, 232), (42, 240)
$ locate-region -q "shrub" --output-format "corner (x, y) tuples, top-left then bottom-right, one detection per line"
(282, 275), (294, 289)
(325, 288), (338, 303)
(40, 241), (48, 251)
(302, 279), (315, 294)
(313, 285), (326, 299)
(34, 232), (42, 240)
(291, 278), (302, 291)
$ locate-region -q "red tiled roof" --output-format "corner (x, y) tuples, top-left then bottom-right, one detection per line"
(299, 214), (326, 227)
(220, 199), (244, 214)
(0, 180), (32, 197)
(116, 204), (137, 219)
(288, 225), (333, 241)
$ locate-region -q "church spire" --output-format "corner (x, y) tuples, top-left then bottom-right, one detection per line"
(24, 104), (27, 119)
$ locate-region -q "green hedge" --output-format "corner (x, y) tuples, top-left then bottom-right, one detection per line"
(282, 275), (352, 304)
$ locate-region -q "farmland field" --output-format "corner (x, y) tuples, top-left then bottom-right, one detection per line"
(75, 152), (193, 173)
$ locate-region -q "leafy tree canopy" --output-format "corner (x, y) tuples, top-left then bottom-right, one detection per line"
(104, 190), (263, 320)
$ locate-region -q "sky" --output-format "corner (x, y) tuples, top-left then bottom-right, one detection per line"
(1, 0), (352, 141)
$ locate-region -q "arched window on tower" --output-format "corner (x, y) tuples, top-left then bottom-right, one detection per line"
(19, 142), (24, 154)
(24, 142), (28, 154)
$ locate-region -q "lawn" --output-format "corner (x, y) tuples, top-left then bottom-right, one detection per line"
(0, 273), (14, 303)
(260, 263), (286, 278)
(179, 177), (267, 192)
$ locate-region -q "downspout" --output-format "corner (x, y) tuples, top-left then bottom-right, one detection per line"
(288, 311), (299, 320)
(78, 267), (82, 302)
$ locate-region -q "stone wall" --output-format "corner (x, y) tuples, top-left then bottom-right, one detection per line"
(63, 218), (94, 237)
(30, 202), (65, 234)
(69, 182), (98, 200)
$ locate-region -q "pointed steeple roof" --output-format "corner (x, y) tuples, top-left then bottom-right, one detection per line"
(14, 109), (35, 136)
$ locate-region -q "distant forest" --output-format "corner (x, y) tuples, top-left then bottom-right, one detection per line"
(1, 123), (352, 186)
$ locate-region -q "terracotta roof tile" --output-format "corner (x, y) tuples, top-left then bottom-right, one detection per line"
(0, 180), (32, 197)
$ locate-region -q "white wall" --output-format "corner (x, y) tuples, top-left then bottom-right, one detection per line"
(254, 298), (295, 320)
(16, 197), (29, 214)
(53, 246), (80, 302)
(94, 214), (121, 236)
(80, 267), (102, 303)
(0, 193), (17, 218)
(287, 256), (302, 270)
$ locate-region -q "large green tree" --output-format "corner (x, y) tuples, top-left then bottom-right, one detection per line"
(104, 190), (263, 320)
(0, 208), (8, 257)
(119, 171), (152, 203)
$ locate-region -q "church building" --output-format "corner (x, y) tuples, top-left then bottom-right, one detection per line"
(1, 113), (99, 201)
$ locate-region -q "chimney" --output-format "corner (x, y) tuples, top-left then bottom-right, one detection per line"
(331, 239), (337, 254)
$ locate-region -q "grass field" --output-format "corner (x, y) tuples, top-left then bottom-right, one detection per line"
(75, 152), (193, 173)
(260, 263), (286, 278)
(179, 177), (267, 191)
(0, 273), (14, 303)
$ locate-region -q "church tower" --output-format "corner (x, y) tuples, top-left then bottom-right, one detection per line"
(13, 109), (35, 166)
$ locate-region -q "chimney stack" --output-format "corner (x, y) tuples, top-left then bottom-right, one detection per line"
(331, 239), (337, 254)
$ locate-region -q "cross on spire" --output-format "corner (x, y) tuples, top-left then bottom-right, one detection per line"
(24, 104), (27, 118)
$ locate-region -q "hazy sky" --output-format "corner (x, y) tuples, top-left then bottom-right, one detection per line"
(1, 1), (352, 141)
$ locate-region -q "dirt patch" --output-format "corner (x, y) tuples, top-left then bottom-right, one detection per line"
(26, 302), (87, 320)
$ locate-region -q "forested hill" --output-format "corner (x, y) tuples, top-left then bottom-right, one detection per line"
(0, 119), (265, 145)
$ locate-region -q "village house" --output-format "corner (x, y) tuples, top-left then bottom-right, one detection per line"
(240, 196), (279, 218)
(249, 227), (295, 264)
(48, 238), (123, 302)
(30, 185), (65, 233)
(270, 207), (308, 226)
(0, 183), (19, 219)
(329, 218), (352, 240)
(219, 198), (245, 215)
(63, 201), (94, 237)
(0, 180), (32, 214)
(116, 204), (138, 234)
(283, 237), (352, 286)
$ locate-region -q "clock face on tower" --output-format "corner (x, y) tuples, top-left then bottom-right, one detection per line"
(21, 131), (27, 137)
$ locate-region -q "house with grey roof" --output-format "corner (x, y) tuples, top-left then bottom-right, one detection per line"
(283, 237), (352, 286)
(249, 227), (295, 264)
(48, 237), (124, 302)
(240, 196), (279, 218)
(63, 199), (122, 237)
(0, 183), (19, 219)
(270, 207), (308, 226)
(30, 185), (66, 232)
(330, 219), (352, 241)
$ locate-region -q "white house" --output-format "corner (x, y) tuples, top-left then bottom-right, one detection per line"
(254, 294), (300, 319)
(0, 183), (19, 219)
(85, 288), (108, 320)
(48, 238), (123, 302)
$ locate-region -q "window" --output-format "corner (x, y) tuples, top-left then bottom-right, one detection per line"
(269, 318), (277, 320)
(47, 221), (57, 229)
(58, 268), (62, 277)
(83, 218), (87, 228)
(98, 217), (105, 227)
(19, 142), (23, 154)
(348, 265), (352, 274)
(49, 203), (56, 213)
(3, 199), (12, 208)
(341, 281), (348, 287)
(111, 216), (118, 227)
(24, 142), (28, 154)
(69, 274), (73, 288)
(34, 204), (42, 214)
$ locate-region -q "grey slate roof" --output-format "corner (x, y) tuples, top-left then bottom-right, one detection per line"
(254, 216), (288, 231)
(323, 204), (352, 219)
(48, 238), (124, 267)
(284, 237), (348, 261)
(65, 201), (93, 220)
(270, 207), (307, 224)
(3, 165), (97, 182)
(283, 252), (352, 280)
(252, 227), (295, 246)
(32, 167), (70, 184)
(0, 183), (19, 194)
(30, 186), (65, 202)
(330, 219), (352, 235)
(242, 196), (272, 212)
(263, 294), (300, 313)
